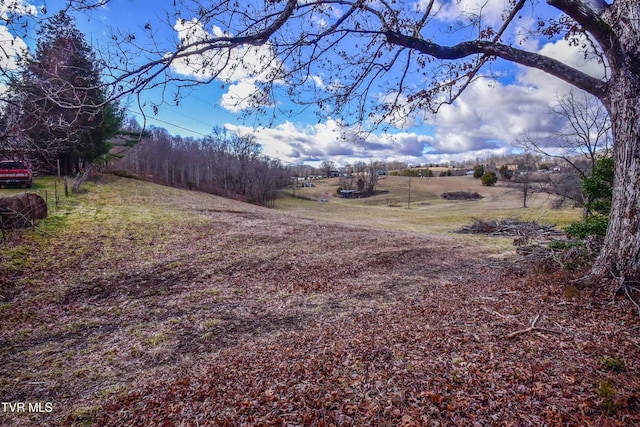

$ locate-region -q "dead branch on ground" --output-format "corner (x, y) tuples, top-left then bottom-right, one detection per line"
(505, 314), (563, 339)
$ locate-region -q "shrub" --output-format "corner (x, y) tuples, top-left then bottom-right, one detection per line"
(473, 165), (484, 179)
(481, 171), (498, 186)
(441, 191), (483, 200)
(583, 156), (613, 216)
(597, 379), (620, 415)
(498, 164), (513, 180)
(565, 214), (609, 239)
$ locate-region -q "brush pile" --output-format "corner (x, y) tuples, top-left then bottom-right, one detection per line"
(440, 191), (483, 200)
(456, 218), (565, 239)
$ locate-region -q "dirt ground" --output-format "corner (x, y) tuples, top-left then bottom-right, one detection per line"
(1, 176), (639, 426)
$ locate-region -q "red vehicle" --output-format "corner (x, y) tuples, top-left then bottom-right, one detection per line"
(0, 160), (33, 188)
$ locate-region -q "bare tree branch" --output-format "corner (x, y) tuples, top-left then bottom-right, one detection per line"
(382, 32), (607, 99)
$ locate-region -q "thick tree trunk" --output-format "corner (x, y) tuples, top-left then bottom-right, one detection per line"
(590, 0), (640, 284)
(592, 73), (640, 283)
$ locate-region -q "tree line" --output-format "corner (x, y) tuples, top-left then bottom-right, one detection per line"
(0, 11), (289, 205)
(113, 126), (290, 207)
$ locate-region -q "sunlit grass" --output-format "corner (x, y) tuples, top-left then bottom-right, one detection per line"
(276, 175), (582, 235)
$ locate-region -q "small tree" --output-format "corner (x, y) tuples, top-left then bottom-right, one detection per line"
(473, 165), (485, 179)
(498, 165), (513, 181)
(565, 157), (613, 240)
(520, 91), (611, 219)
(515, 153), (539, 208)
(583, 157), (614, 218)
(481, 172), (498, 187)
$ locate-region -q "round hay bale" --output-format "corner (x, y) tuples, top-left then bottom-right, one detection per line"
(17, 192), (48, 222)
(0, 195), (28, 229)
(0, 193), (47, 229)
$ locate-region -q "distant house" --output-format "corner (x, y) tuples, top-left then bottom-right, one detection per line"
(377, 170), (388, 176)
(340, 189), (355, 198)
(330, 170), (341, 177)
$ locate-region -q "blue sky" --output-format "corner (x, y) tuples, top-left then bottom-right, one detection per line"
(2, 0), (607, 166)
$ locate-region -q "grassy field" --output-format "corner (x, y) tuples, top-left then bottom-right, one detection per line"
(1, 174), (638, 426)
(277, 175), (581, 234)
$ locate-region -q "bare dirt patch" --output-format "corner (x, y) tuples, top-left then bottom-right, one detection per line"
(1, 177), (638, 426)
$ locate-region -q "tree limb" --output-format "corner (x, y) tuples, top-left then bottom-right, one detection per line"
(547, 0), (619, 63)
(505, 314), (563, 339)
(383, 32), (608, 99)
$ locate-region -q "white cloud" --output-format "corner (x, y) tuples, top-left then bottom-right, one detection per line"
(170, 6), (608, 166)
(0, 25), (28, 72)
(171, 18), (284, 112)
(423, 0), (512, 26)
(0, 0), (37, 19)
(172, 19), (282, 83)
(372, 92), (423, 129)
(220, 81), (271, 113)
(235, 34), (610, 166)
(520, 36), (608, 90)
(0, 1), (35, 98)
(425, 35), (608, 156)
(225, 119), (436, 165)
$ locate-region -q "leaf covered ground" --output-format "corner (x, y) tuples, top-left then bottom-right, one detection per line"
(1, 175), (639, 426)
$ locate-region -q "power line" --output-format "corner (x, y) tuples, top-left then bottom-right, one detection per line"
(159, 103), (221, 129)
(126, 109), (210, 137)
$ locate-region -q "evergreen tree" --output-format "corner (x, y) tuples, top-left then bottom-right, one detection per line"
(583, 157), (614, 218)
(4, 11), (121, 174)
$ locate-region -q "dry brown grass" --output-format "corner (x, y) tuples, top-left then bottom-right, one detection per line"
(279, 175), (580, 233)
(1, 175), (638, 426)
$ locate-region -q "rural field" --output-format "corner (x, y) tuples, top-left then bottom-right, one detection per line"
(1, 174), (639, 426)
(277, 175), (581, 235)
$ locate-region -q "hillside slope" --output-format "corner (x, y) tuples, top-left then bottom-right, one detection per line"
(0, 175), (638, 426)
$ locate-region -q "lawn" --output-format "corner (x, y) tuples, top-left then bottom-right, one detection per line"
(1, 174), (638, 426)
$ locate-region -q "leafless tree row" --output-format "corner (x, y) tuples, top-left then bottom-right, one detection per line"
(113, 127), (289, 207)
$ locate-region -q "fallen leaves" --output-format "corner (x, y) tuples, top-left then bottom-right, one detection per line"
(0, 177), (639, 426)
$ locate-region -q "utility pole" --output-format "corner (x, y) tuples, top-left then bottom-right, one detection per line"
(407, 175), (411, 209)
(292, 175), (296, 197)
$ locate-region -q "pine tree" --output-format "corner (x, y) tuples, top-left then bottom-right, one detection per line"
(5, 11), (121, 174)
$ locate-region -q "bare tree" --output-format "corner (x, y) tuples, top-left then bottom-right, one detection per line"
(114, 127), (288, 206)
(319, 160), (336, 179)
(521, 91), (612, 217)
(363, 160), (382, 195)
(521, 90), (612, 179)
(513, 153), (540, 209)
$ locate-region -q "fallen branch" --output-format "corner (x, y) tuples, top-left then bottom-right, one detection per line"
(505, 314), (540, 339)
(505, 314), (564, 339)
(481, 306), (520, 323)
(624, 284), (640, 316)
